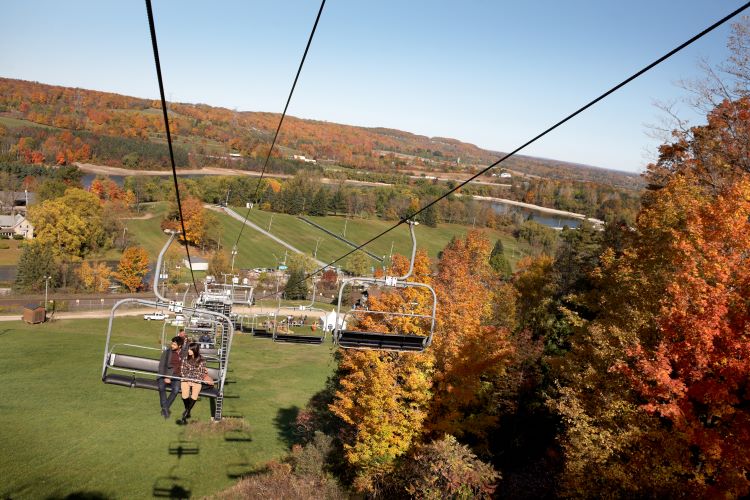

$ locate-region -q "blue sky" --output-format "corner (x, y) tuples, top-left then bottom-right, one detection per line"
(1, 1), (747, 173)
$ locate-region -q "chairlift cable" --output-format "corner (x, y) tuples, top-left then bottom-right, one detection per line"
(232, 0), (327, 250)
(145, 0), (199, 294)
(252, 0), (750, 303)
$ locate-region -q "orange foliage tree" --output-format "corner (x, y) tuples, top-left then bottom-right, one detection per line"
(161, 196), (205, 246)
(426, 231), (513, 446)
(621, 176), (750, 495)
(114, 246), (149, 292)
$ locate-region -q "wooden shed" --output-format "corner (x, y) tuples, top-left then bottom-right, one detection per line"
(23, 304), (46, 324)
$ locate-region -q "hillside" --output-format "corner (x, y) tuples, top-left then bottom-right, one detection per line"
(0, 77), (642, 190)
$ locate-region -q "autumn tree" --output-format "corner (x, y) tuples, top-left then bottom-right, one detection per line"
(77, 261), (112, 292)
(426, 231), (513, 449)
(162, 196), (206, 246)
(342, 250), (370, 276)
(114, 246), (150, 292)
(28, 188), (106, 260)
(328, 252), (435, 492)
(550, 30), (750, 493)
(207, 250), (230, 278)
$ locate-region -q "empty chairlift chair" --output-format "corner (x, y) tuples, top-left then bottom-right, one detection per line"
(272, 292), (327, 345)
(333, 221), (437, 353)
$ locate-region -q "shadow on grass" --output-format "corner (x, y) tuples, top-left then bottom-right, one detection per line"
(46, 493), (110, 500)
(224, 428), (252, 442)
(168, 440), (199, 457)
(274, 406), (300, 448)
(226, 462), (255, 479)
(152, 476), (191, 498)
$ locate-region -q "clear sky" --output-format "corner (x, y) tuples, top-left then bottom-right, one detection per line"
(1, 1), (748, 173)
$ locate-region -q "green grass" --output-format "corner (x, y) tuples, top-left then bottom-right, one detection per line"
(228, 207), (526, 269)
(0, 317), (336, 499)
(0, 239), (23, 265)
(124, 202), (172, 262)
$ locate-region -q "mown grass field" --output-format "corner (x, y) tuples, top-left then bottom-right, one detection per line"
(228, 207), (526, 269)
(0, 317), (337, 499)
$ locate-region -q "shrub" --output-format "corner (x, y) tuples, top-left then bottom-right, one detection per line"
(215, 460), (347, 500)
(291, 432), (333, 478)
(12, 234), (24, 240)
(396, 435), (500, 500)
(0, 242), (9, 250)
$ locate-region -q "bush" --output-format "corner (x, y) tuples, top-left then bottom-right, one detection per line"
(291, 432), (333, 478)
(395, 435), (500, 500)
(215, 460), (347, 500)
(12, 234), (25, 240)
(0, 242), (9, 249)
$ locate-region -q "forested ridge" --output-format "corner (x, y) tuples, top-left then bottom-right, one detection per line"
(0, 76), (641, 189)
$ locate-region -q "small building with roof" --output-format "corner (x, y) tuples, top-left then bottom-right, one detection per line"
(0, 214), (34, 239)
(183, 256), (209, 271)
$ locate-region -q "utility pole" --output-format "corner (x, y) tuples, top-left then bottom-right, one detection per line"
(230, 245), (238, 272)
(314, 237), (321, 259)
(43, 276), (51, 312)
(268, 214), (274, 232)
(343, 217), (348, 238)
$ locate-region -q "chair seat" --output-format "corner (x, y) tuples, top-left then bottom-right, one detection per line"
(273, 334), (324, 345)
(102, 373), (220, 398)
(337, 330), (426, 351)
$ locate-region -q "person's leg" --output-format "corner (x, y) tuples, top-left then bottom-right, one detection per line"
(165, 379), (179, 410)
(184, 382), (200, 418)
(157, 378), (169, 418)
(178, 381), (191, 424)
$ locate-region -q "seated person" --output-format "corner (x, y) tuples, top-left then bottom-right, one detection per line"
(198, 332), (212, 346)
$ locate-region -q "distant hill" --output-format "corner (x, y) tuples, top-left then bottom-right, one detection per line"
(0, 77), (642, 190)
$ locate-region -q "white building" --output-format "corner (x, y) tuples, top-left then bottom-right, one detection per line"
(0, 214), (34, 239)
(183, 256), (209, 271)
(292, 154), (317, 164)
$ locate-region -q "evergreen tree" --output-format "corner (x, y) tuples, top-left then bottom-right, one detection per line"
(284, 267), (309, 300)
(14, 242), (57, 293)
(310, 188), (328, 216)
(489, 239), (512, 279)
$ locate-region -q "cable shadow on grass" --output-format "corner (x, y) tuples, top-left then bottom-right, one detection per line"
(273, 406), (300, 448)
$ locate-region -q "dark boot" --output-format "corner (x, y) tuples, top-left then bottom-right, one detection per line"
(185, 398), (197, 419)
(178, 397), (190, 424)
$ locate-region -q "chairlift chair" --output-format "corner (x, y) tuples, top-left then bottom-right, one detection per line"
(333, 221), (437, 352)
(101, 231), (235, 420)
(271, 284), (327, 345)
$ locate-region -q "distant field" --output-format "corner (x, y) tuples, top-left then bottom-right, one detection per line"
(0, 115), (58, 129)
(0, 317), (336, 499)
(0, 239), (23, 266)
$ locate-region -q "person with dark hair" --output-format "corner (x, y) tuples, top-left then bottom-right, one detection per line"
(157, 336), (184, 419)
(178, 342), (208, 424)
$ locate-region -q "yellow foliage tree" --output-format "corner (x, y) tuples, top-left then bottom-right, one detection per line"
(28, 188), (105, 260)
(78, 261), (112, 292)
(329, 251), (435, 492)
